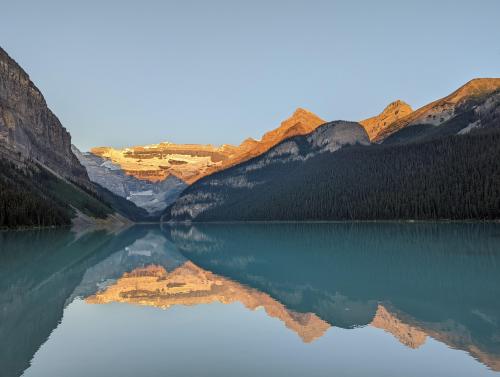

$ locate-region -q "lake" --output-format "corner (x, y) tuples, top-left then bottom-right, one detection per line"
(1, 223), (500, 377)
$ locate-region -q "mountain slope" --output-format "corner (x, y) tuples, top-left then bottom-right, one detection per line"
(165, 130), (500, 221)
(375, 78), (500, 141)
(164, 121), (371, 221)
(0, 47), (145, 227)
(382, 87), (500, 145)
(0, 154), (110, 228)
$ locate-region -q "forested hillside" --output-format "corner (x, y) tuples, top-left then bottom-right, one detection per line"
(0, 158), (111, 228)
(0, 157), (149, 228)
(165, 130), (500, 221)
(0, 160), (70, 228)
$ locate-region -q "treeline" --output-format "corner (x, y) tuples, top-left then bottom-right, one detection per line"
(0, 157), (127, 228)
(186, 131), (500, 221)
(0, 160), (71, 228)
(0, 156), (153, 228)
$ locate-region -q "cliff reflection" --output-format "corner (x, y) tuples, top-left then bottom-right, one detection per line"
(0, 226), (149, 377)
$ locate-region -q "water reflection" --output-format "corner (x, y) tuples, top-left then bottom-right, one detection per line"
(86, 262), (330, 343)
(162, 223), (500, 371)
(0, 223), (499, 376)
(0, 227), (149, 377)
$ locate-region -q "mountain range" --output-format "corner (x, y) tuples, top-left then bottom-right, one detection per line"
(76, 108), (327, 214)
(162, 78), (500, 221)
(1, 44), (499, 227)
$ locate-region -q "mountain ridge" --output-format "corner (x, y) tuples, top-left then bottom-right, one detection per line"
(162, 81), (500, 222)
(89, 107), (326, 185)
(375, 78), (500, 141)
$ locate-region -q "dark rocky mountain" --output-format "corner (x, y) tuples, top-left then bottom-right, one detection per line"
(0, 47), (90, 188)
(0, 47), (145, 228)
(163, 81), (500, 222)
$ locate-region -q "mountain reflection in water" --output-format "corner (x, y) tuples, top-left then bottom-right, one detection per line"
(1, 223), (499, 377)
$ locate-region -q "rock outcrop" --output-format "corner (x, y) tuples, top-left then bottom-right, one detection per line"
(0, 47), (90, 189)
(360, 100), (413, 140)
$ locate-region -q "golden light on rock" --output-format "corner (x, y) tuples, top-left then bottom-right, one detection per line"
(373, 78), (500, 141)
(90, 108), (325, 184)
(360, 100), (413, 140)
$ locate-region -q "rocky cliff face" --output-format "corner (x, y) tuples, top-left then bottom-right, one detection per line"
(90, 108), (325, 185)
(0, 47), (90, 188)
(360, 100), (413, 140)
(375, 78), (500, 141)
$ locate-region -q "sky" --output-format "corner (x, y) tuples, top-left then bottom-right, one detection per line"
(1, 0), (499, 151)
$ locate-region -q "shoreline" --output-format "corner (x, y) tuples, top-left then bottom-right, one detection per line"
(3, 218), (500, 232)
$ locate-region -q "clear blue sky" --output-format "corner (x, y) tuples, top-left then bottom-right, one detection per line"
(1, 0), (499, 151)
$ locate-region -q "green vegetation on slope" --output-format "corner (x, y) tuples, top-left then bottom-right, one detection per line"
(0, 158), (112, 228)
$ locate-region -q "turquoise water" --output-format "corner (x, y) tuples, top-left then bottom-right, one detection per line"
(1, 223), (499, 376)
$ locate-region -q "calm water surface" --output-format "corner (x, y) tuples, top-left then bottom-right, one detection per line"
(1, 223), (500, 377)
